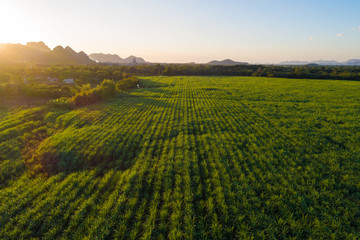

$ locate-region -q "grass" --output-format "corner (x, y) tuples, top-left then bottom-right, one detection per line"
(0, 76), (359, 239)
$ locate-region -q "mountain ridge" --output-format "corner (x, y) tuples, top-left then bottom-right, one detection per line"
(89, 53), (146, 65)
(279, 59), (360, 66)
(0, 41), (359, 66)
(207, 59), (249, 65)
(0, 42), (94, 65)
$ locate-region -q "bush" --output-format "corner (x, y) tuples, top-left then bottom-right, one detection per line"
(48, 97), (74, 110)
(72, 79), (117, 107)
(99, 79), (117, 98)
(49, 78), (137, 109)
(116, 76), (138, 92)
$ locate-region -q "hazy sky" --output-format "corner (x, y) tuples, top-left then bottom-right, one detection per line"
(0, 0), (359, 63)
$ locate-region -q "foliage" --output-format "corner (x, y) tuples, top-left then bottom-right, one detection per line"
(47, 78), (137, 109)
(24, 84), (74, 98)
(71, 79), (117, 107)
(48, 97), (74, 110)
(1, 63), (360, 91)
(116, 76), (138, 92)
(0, 76), (359, 239)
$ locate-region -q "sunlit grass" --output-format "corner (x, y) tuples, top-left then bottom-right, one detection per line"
(0, 76), (359, 239)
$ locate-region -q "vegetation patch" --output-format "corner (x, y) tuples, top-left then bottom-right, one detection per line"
(0, 76), (359, 239)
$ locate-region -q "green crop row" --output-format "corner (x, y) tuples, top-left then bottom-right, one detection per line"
(0, 76), (359, 239)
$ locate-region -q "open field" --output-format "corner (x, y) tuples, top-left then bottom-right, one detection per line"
(0, 76), (359, 239)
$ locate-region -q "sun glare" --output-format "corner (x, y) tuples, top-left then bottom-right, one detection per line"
(0, 2), (38, 44)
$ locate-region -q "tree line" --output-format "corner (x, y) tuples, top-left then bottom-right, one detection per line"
(1, 63), (360, 85)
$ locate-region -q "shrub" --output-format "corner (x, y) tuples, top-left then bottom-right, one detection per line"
(48, 97), (74, 110)
(48, 78), (137, 109)
(72, 79), (117, 107)
(116, 76), (138, 92)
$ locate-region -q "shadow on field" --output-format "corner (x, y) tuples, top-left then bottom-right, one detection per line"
(138, 78), (169, 88)
(116, 90), (175, 110)
(29, 136), (141, 178)
(27, 83), (175, 178)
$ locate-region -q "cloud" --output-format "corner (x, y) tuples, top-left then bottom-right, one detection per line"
(346, 27), (360, 32)
(309, 36), (313, 40)
(337, 33), (345, 37)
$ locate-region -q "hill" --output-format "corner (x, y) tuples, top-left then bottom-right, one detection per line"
(207, 59), (249, 65)
(0, 42), (94, 65)
(89, 53), (147, 64)
(279, 59), (360, 66)
(343, 59), (360, 65)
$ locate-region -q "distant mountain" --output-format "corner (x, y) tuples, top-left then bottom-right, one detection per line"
(89, 53), (146, 65)
(279, 61), (310, 66)
(313, 60), (340, 65)
(124, 55), (146, 64)
(343, 59), (360, 65)
(89, 53), (124, 63)
(306, 63), (320, 67)
(0, 42), (94, 65)
(51, 46), (94, 65)
(26, 41), (51, 52)
(207, 59), (249, 65)
(279, 59), (360, 66)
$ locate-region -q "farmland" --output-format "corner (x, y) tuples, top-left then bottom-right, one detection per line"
(0, 76), (359, 239)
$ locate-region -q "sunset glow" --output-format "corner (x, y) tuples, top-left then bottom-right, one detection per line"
(0, 0), (359, 63)
(0, 2), (42, 45)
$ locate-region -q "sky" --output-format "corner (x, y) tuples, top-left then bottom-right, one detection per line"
(0, 0), (359, 63)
